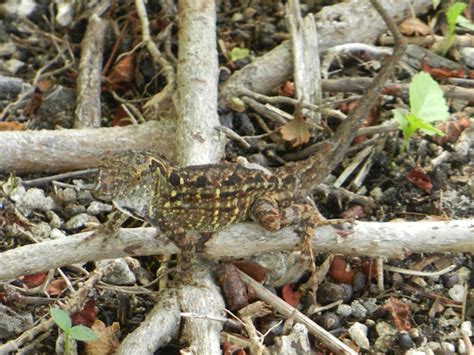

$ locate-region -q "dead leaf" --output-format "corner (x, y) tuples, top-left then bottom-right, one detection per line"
(399, 17), (431, 36)
(279, 115), (310, 147)
(276, 80), (295, 97)
(72, 299), (97, 327)
(217, 263), (249, 311)
(406, 167), (433, 193)
(106, 54), (135, 88)
(433, 117), (470, 145)
(84, 320), (120, 355)
(281, 284), (301, 307)
(46, 279), (66, 296)
(383, 297), (411, 331)
(329, 256), (355, 285)
(19, 272), (46, 288)
(0, 122), (25, 131)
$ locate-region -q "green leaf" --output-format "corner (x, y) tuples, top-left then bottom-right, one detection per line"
(456, 15), (474, 31)
(230, 47), (249, 62)
(393, 109), (408, 130)
(432, 0), (441, 9)
(70, 325), (98, 342)
(50, 308), (71, 332)
(409, 72), (449, 122)
(446, 2), (467, 29)
(408, 115), (445, 136)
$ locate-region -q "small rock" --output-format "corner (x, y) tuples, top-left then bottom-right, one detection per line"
(56, 187), (77, 203)
(340, 283), (353, 302)
(8, 185), (26, 202)
(427, 341), (441, 351)
(376, 321), (397, 337)
(448, 284), (466, 302)
(362, 298), (379, 315)
(351, 300), (368, 319)
(336, 304), (352, 317)
(456, 267), (471, 284)
(460, 321), (472, 337)
(441, 342), (455, 352)
(17, 188), (56, 215)
(406, 350), (434, 355)
(458, 339), (467, 353)
(348, 322), (370, 350)
(63, 213), (97, 231)
(30, 222), (52, 241)
(96, 259), (136, 286)
(460, 47), (474, 68)
(411, 276), (427, 287)
(392, 272), (405, 288)
(50, 228), (66, 239)
(369, 186), (383, 201)
(0, 42), (16, 57)
(399, 331), (414, 349)
(46, 211), (63, 229)
(318, 282), (346, 305)
(374, 335), (395, 352)
(313, 312), (340, 331)
(231, 12), (244, 22)
(87, 201), (112, 215)
(63, 203), (86, 219)
(442, 273), (459, 288)
(352, 271), (366, 292)
(3, 58), (25, 74)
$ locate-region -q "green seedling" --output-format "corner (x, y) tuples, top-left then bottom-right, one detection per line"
(393, 72), (449, 151)
(50, 308), (97, 354)
(230, 47), (250, 62)
(441, 2), (468, 56)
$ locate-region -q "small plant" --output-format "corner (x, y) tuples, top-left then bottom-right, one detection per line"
(441, 2), (468, 56)
(50, 307), (97, 354)
(393, 72), (449, 151)
(230, 47), (250, 62)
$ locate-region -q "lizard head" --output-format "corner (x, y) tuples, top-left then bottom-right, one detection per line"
(93, 151), (173, 219)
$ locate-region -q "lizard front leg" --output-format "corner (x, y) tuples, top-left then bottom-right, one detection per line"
(250, 195), (331, 301)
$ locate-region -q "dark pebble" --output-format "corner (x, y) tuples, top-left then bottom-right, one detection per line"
(340, 283), (353, 302)
(312, 312), (341, 331)
(442, 273), (459, 289)
(353, 272), (367, 292)
(318, 282), (346, 305)
(398, 331), (414, 349)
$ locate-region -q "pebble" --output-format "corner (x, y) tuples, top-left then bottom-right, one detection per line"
(376, 321), (397, 337)
(460, 47), (474, 68)
(406, 350), (434, 355)
(458, 339), (467, 353)
(318, 282), (346, 305)
(374, 335), (395, 352)
(448, 284), (466, 302)
(8, 185), (26, 202)
(352, 271), (366, 292)
(460, 321), (472, 336)
(361, 298), (379, 315)
(96, 258), (136, 286)
(30, 222), (52, 241)
(392, 272), (405, 288)
(441, 342), (455, 352)
(3, 58), (25, 74)
(336, 304), (352, 317)
(63, 203), (86, 219)
(411, 276), (428, 287)
(87, 201), (113, 215)
(16, 188), (56, 215)
(442, 273), (459, 288)
(50, 228), (67, 239)
(351, 300), (368, 319)
(47, 211), (63, 229)
(313, 312), (340, 330)
(369, 186), (383, 201)
(56, 187), (77, 203)
(0, 42), (16, 57)
(63, 213), (97, 231)
(348, 322), (370, 350)
(398, 331), (414, 349)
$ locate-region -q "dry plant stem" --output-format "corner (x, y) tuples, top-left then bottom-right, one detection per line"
(175, 0), (223, 165)
(236, 270), (356, 355)
(0, 271), (102, 354)
(219, 0), (432, 105)
(327, 0), (406, 175)
(74, 13), (106, 128)
(0, 121), (169, 173)
(1, 219), (472, 282)
(384, 264), (456, 277)
(322, 77), (474, 102)
(135, 0), (176, 109)
(116, 289), (180, 355)
(286, 0), (322, 124)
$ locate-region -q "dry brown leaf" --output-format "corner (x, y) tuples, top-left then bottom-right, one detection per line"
(107, 54), (135, 87)
(0, 122), (25, 131)
(84, 320), (120, 355)
(399, 17), (431, 36)
(279, 115), (310, 147)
